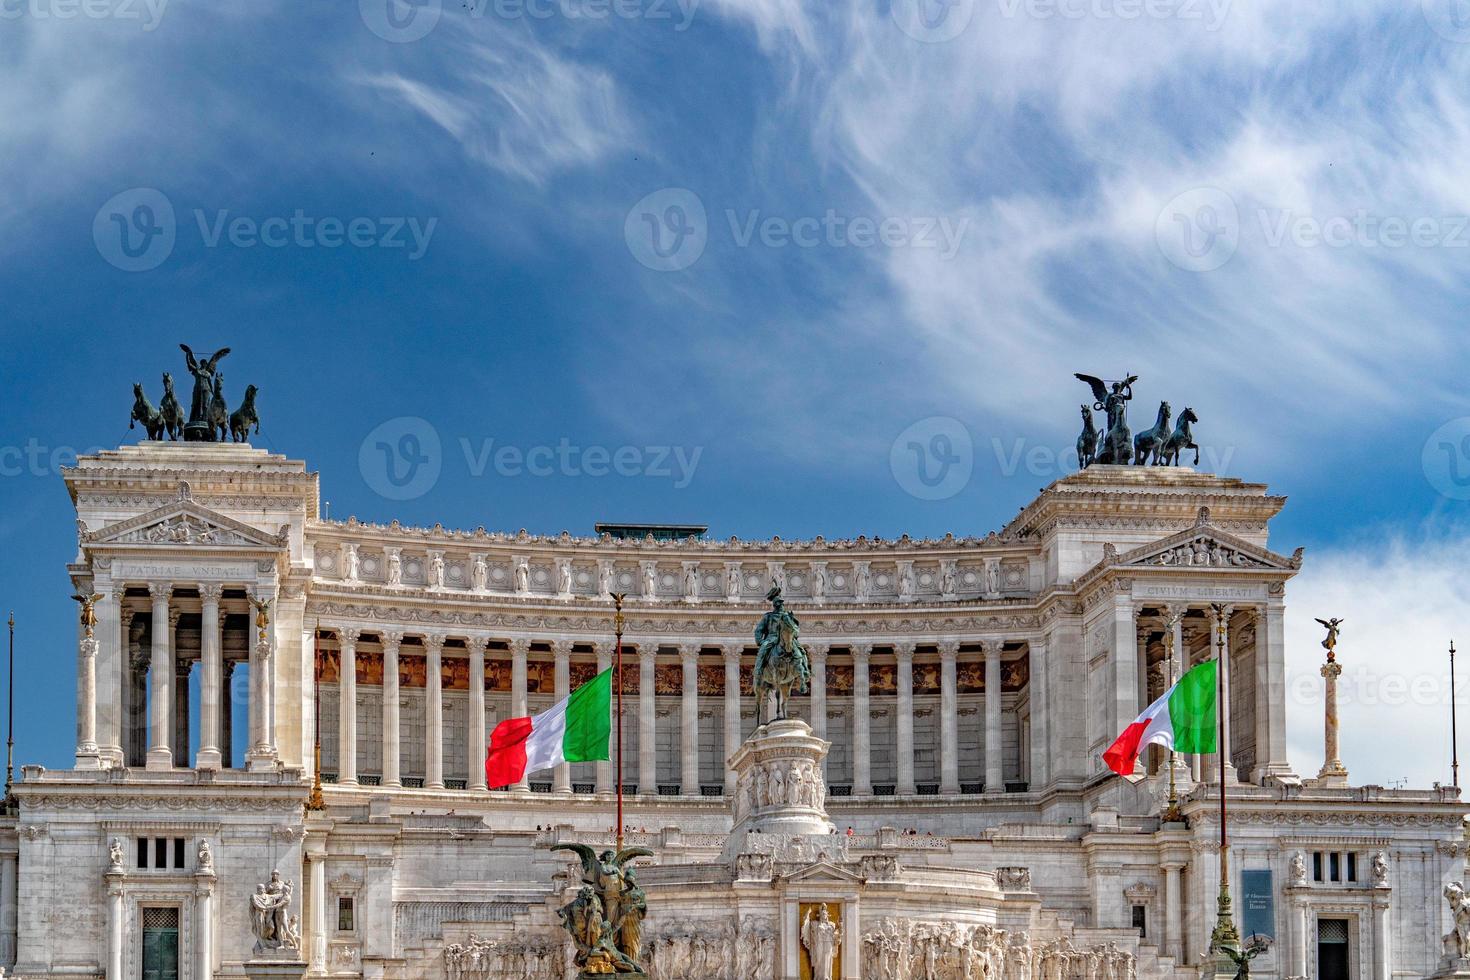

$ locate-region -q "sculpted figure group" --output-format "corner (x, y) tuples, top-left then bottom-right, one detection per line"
(249, 870), (301, 954)
(1074, 373), (1199, 468)
(861, 919), (1136, 980)
(130, 345), (260, 443)
(642, 915), (775, 980)
(553, 844), (653, 975)
(445, 934), (567, 980)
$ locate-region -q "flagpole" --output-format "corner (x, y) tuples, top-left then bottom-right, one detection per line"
(612, 593), (626, 852)
(1209, 604), (1239, 962)
(4, 611), (13, 812)
(1452, 640), (1460, 792)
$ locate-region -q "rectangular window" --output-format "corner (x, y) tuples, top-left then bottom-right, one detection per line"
(154, 838), (167, 869)
(173, 838), (185, 870)
(337, 897), (354, 932)
(1346, 853), (1357, 883)
(1312, 852), (1323, 882)
(1329, 852), (1341, 882)
(137, 838), (148, 870)
(1131, 905), (1147, 937)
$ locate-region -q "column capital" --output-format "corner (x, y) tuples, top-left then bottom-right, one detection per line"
(678, 643), (701, 664)
(551, 638), (574, 660)
(111, 585), (130, 603)
(938, 641), (959, 662)
(340, 627), (362, 646)
(463, 633), (491, 652)
(508, 636), (532, 656)
(380, 630), (404, 651)
(147, 582), (173, 600)
(806, 641), (829, 663)
(168, 609), (182, 629)
(120, 606), (136, 628)
(637, 645), (658, 665)
(721, 642), (744, 664)
(423, 632), (446, 653)
(979, 639), (1002, 658)
(850, 643), (873, 665)
(174, 660), (192, 679)
(198, 583), (224, 603)
(893, 640), (916, 661)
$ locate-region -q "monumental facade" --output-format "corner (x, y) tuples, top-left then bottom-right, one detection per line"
(4, 438), (1467, 980)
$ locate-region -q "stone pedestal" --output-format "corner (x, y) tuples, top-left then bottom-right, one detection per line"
(243, 953), (307, 980)
(721, 718), (833, 863)
(1430, 958), (1470, 979)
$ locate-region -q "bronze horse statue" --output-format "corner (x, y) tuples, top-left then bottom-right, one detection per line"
(1076, 405), (1098, 469)
(1133, 400), (1172, 465)
(129, 384), (165, 440)
(159, 373), (185, 441)
(1161, 407), (1199, 466)
(230, 385), (260, 443)
(209, 374), (230, 442)
(754, 586), (810, 726)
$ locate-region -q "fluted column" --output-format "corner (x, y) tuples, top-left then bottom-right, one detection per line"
(194, 863), (215, 980)
(1163, 862), (1184, 962)
(553, 639), (573, 795)
(680, 644), (700, 796)
(306, 846), (326, 975)
(1255, 600), (1294, 781)
(1211, 605), (1236, 783)
(425, 633), (444, 789)
(984, 640), (1003, 793)
(197, 584), (223, 770)
(939, 641), (959, 795)
(145, 583), (173, 770)
(1113, 598), (1140, 775)
(338, 629), (359, 786)
(852, 643), (872, 796)
(594, 642), (613, 797)
(638, 645), (657, 795)
(895, 641), (916, 795)
(722, 643), (743, 794)
(97, 587), (124, 768)
(510, 638), (530, 792)
(246, 591), (277, 771)
(468, 637), (487, 791)
(808, 643), (828, 777)
(381, 631), (402, 787)
(75, 617), (99, 769)
(173, 657), (191, 768)
(105, 872), (125, 980)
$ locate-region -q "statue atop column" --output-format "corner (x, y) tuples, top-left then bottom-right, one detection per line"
(551, 844), (653, 976)
(753, 585), (810, 726)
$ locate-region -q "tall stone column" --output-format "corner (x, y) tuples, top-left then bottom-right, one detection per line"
(553, 640), (573, 795)
(510, 638), (530, 792)
(173, 658), (191, 768)
(381, 631), (403, 787)
(75, 623), (100, 769)
(594, 642), (613, 797)
(1028, 638), (1048, 789)
(1318, 648), (1349, 787)
(246, 591), (278, 771)
(808, 643), (828, 776)
(680, 644), (700, 796)
(197, 584), (223, 770)
(338, 629), (359, 786)
(0, 847), (16, 968)
(195, 862), (215, 980)
(939, 641), (959, 795)
(425, 633), (444, 789)
(984, 640), (1003, 792)
(1291, 896), (1309, 980)
(895, 641), (916, 795)
(852, 643), (873, 796)
(1371, 893), (1390, 980)
(468, 637), (488, 791)
(638, 646), (657, 795)
(97, 586), (124, 768)
(722, 643), (743, 794)
(105, 870), (125, 980)
(307, 846), (327, 975)
(1254, 599), (1295, 782)
(1163, 862), (1184, 963)
(146, 583), (173, 770)
(1112, 599), (1140, 774)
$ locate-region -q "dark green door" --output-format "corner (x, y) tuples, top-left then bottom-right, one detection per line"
(141, 908), (180, 980)
(1317, 917), (1349, 980)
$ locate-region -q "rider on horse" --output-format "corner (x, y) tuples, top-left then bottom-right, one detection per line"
(754, 585), (811, 725)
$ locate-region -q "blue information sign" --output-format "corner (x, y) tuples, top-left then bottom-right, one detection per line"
(1240, 869), (1275, 940)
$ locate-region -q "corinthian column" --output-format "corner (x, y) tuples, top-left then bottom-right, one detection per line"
(895, 641), (916, 795)
(983, 640), (1003, 793)
(75, 619), (99, 769)
(510, 638), (530, 793)
(468, 637), (487, 791)
(638, 645), (657, 795)
(381, 631), (403, 787)
(145, 583), (173, 771)
(196, 584), (223, 770)
(939, 641), (959, 795)
(808, 642), (829, 774)
(424, 633), (444, 789)
(722, 643), (743, 794)
(679, 644), (700, 796)
(338, 629), (359, 786)
(552, 640), (573, 795)
(852, 643), (873, 796)
(1211, 604), (1238, 784)
(594, 642), (613, 797)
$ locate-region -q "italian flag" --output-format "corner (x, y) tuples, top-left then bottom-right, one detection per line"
(485, 668), (612, 788)
(1103, 660), (1218, 776)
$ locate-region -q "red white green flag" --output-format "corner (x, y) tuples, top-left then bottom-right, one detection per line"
(1103, 659), (1217, 776)
(485, 668), (612, 788)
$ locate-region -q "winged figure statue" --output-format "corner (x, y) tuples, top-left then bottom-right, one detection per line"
(179, 344), (231, 433)
(551, 843), (653, 975)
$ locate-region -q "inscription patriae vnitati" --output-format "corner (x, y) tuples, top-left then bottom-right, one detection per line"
(115, 563), (258, 580)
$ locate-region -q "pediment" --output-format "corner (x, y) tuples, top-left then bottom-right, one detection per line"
(1114, 524), (1300, 572)
(782, 860), (867, 884)
(83, 484), (287, 551)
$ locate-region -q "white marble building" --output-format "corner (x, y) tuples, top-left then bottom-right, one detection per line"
(6, 441), (1467, 980)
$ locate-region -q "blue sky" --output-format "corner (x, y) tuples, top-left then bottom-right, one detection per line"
(4, 0), (1470, 785)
